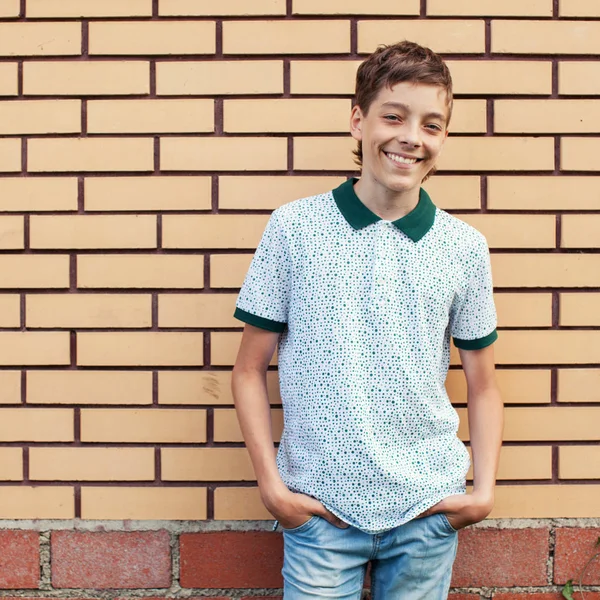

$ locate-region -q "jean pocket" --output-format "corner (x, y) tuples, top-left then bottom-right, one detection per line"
(439, 513), (459, 534)
(281, 515), (319, 533)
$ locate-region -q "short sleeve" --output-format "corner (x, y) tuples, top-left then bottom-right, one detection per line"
(234, 211), (291, 333)
(450, 235), (498, 350)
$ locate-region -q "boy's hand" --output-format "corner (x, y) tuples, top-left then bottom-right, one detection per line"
(417, 491), (494, 531)
(261, 485), (349, 530)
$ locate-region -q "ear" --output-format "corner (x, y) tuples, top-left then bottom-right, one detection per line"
(350, 105), (364, 142)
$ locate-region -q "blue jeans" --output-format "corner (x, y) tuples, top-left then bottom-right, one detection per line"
(282, 513), (458, 600)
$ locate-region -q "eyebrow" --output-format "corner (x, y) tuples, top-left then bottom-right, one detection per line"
(380, 101), (446, 122)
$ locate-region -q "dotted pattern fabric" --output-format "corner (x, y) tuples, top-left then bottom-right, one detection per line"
(236, 189), (497, 534)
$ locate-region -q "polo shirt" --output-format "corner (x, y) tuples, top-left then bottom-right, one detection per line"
(234, 177), (498, 534)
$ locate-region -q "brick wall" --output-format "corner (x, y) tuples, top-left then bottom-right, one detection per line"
(0, 0), (599, 596)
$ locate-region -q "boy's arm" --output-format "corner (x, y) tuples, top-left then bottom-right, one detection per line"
(420, 343), (503, 529)
(232, 324), (347, 529)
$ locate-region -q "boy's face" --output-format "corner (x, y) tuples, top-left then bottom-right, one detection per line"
(350, 81), (450, 194)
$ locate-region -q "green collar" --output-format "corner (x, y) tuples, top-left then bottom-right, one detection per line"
(332, 178), (436, 242)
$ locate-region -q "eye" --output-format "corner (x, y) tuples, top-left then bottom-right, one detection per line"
(383, 114), (401, 122)
(425, 123), (443, 132)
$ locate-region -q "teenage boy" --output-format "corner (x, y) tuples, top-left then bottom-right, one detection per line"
(232, 41), (503, 599)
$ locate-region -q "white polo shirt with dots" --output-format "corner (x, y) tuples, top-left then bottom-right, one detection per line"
(234, 177), (498, 534)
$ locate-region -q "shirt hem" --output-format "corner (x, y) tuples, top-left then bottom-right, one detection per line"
(453, 329), (498, 350)
(233, 307), (286, 333)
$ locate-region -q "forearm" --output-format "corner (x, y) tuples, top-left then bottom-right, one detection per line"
(231, 366), (285, 493)
(467, 384), (503, 497)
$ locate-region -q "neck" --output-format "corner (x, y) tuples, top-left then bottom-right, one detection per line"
(353, 174), (421, 221)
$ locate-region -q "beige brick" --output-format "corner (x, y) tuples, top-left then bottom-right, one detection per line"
(214, 487), (271, 520)
(31, 215), (156, 250)
(88, 99), (214, 134)
(214, 408), (283, 442)
(0, 23), (81, 56)
(562, 138), (600, 171)
(0, 332), (69, 366)
(294, 137), (357, 171)
(219, 176), (344, 210)
(78, 255), (204, 289)
(0, 295), (21, 327)
(0, 63), (18, 96)
(449, 100), (487, 133)
(496, 100), (600, 134)
(560, 0), (600, 16)
(29, 448), (155, 481)
(502, 407), (600, 441)
(0, 256), (69, 289)
(81, 408), (206, 442)
(27, 370), (152, 405)
(563, 215), (600, 248)
(85, 176), (211, 212)
(447, 60), (552, 95)
(162, 448), (256, 481)
(0, 408), (73, 441)
(24, 61), (150, 96)
(491, 485), (600, 518)
(78, 332), (205, 367)
(0, 138), (21, 172)
(0, 487), (74, 519)
(161, 137), (287, 172)
(457, 214), (556, 249)
(423, 177), (481, 210)
(560, 446), (600, 479)
(495, 331), (600, 365)
(28, 138), (153, 173)
(561, 293), (600, 326)
(558, 369), (600, 403)
(210, 254), (253, 289)
(89, 21), (216, 55)
(0, 0), (19, 17)
(290, 60), (360, 95)
(294, 0), (419, 14)
(223, 20), (350, 54)
(159, 294), (237, 328)
(488, 176), (600, 211)
(27, 0), (152, 17)
(0, 371), (21, 404)
(492, 20), (600, 54)
(428, 0), (552, 16)
(224, 99), (351, 133)
(495, 293), (553, 327)
(0, 217), (24, 249)
(0, 448), (22, 481)
(162, 215), (268, 249)
(158, 370), (280, 405)
(559, 62), (600, 95)
(27, 294), (152, 329)
(467, 446), (552, 480)
(81, 487), (206, 520)
(438, 137), (554, 171)
(0, 178), (77, 212)
(446, 369), (552, 404)
(160, 0), (285, 15)
(157, 61), (283, 96)
(492, 254), (600, 288)
(359, 20), (485, 54)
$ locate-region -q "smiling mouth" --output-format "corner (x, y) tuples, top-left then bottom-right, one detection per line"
(384, 151), (424, 165)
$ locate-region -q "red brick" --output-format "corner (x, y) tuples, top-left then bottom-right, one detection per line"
(51, 531), (171, 588)
(554, 528), (600, 585)
(449, 595), (481, 600)
(451, 528), (550, 587)
(494, 594), (600, 600)
(241, 598), (282, 600)
(180, 532), (283, 588)
(0, 531), (39, 589)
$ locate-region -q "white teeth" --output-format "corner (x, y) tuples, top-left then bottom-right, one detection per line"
(386, 152), (418, 165)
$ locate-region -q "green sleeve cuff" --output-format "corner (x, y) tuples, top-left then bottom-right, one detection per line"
(234, 307), (286, 333)
(453, 329), (498, 350)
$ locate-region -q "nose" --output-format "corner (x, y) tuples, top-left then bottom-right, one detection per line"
(398, 119), (422, 148)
